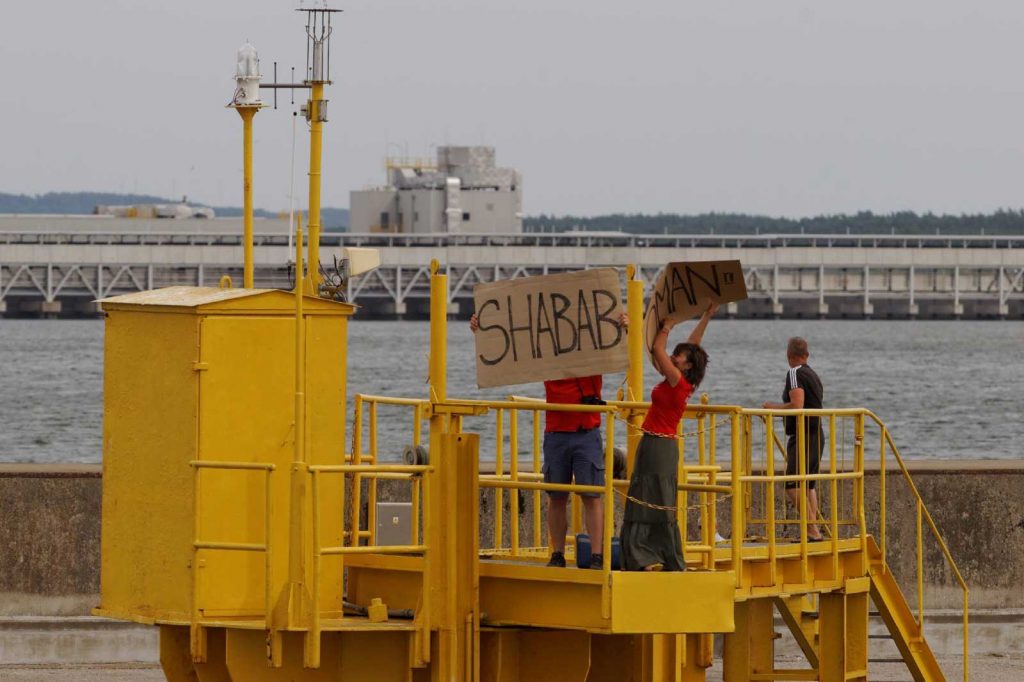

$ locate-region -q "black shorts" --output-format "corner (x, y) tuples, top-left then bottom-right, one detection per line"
(785, 428), (824, 490)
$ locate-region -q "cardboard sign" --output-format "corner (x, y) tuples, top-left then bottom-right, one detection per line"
(473, 268), (627, 388)
(643, 260), (747, 354)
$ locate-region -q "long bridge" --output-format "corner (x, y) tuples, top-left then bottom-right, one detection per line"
(1, 216), (1022, 319)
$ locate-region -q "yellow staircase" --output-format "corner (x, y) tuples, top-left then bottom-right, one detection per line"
(768, 548), (950, 682)
(868, 537), (946, 682)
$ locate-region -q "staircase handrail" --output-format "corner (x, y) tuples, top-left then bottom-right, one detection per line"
(865, 412), (969, 591)
(866, 410), (969, 682)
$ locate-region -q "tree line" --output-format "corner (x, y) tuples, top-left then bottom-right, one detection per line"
(524, 210), (1024, 235)
(5, 191), (1023, 235)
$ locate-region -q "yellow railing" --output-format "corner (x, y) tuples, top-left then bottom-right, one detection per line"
(743, 408), (969, 680)
(442, 399), (620, 598)
(756, 419), (859, 534)
(341, 393), (968, 677)
(308, 461), (432, 666)
(480, 398), (583, 558)
(351, 393), (623, 563)
(349, 396), (864, 573)
(739, 410), (869, 588)
(349, 394), (428, 547)
(478, 397), (734, 561)
(442, 397), (737, 616)
(188, 460), (276, 656)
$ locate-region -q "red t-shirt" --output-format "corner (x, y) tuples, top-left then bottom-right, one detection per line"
(641, 376), (694, 437)
(544, 376), (603, 432)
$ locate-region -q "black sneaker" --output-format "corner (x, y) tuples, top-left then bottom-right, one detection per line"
(589, 553), (604, 569)
(546, 551), (566, 568)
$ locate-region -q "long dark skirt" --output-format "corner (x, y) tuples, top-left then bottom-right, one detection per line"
(621, 434), (685, 571)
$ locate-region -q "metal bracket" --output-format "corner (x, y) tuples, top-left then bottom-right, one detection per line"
(430, 404), (490, 417)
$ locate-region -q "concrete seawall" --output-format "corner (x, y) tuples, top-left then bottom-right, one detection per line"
(0, 465), (101, 617)
(1, 461), (1021, 662)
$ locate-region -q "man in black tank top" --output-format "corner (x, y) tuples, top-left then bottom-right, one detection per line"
(762, 337), (825, 541)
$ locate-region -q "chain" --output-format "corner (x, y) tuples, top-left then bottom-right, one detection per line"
(608, 405), (732, 511)
(614, 486), (734, 512)
(613, 411), (730, 441)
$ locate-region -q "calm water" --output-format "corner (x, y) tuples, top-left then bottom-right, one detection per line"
(1, 318), (1022, 463)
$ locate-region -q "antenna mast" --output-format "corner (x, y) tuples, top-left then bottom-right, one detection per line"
(259, 3), (342, 295)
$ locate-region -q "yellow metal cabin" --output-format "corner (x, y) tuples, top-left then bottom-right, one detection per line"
(96, 287), (352, 631)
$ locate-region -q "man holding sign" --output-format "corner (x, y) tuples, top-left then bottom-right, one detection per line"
(471, 268), (629, 569)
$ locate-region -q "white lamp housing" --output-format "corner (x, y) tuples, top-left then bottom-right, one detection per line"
(233, 43), (262, 105)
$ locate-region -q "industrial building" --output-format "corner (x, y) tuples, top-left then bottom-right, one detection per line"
(349, 145), (522, 233)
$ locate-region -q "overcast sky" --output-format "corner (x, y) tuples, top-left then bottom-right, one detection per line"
(2, 1), (1023, 217)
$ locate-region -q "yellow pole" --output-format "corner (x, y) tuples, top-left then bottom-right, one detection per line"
(917, 500), (924, 633)
(293, 213), (303, 294)
(698, 396), (709, 564)
(349, 396), (363, 547)
(602, 412), (614, 585)
(237, 106), (258, 288)
(880, 426), (887, 563)
(369, 403), (379, 546)
(190, 467), (205, 661)
(510, 411), (519, 555)
(427, 258), (448, 614)
(829, 415), (839, 579)
(263, 467), (275, 646)
(797, 414), (808, 584)
(708, 412), (718, 570)
(429, 259), (447, 402)
(854, 413), (868, 575)
(309, 471), (321, 667)
(306, 83), (324, 293)
(625, 264), (644, 475)
(494, 410), (503, 551)
(290, 213), (308, 633)
(731, 411), (743, 585)
(426, 258), (454, 675)
(294, 213), (304, 458)
(765, 414), (776, 586)
(532, 412), (542, 549)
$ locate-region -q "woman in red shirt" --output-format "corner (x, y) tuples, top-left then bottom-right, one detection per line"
(621, 302), (718, 572)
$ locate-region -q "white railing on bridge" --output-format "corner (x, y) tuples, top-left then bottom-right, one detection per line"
(1, 230), (1023, 250)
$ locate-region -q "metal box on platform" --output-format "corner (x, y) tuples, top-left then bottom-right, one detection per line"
(96, 286), (353, 625)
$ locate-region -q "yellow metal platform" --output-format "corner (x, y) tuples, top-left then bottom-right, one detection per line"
(93, 268), (968, 681)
